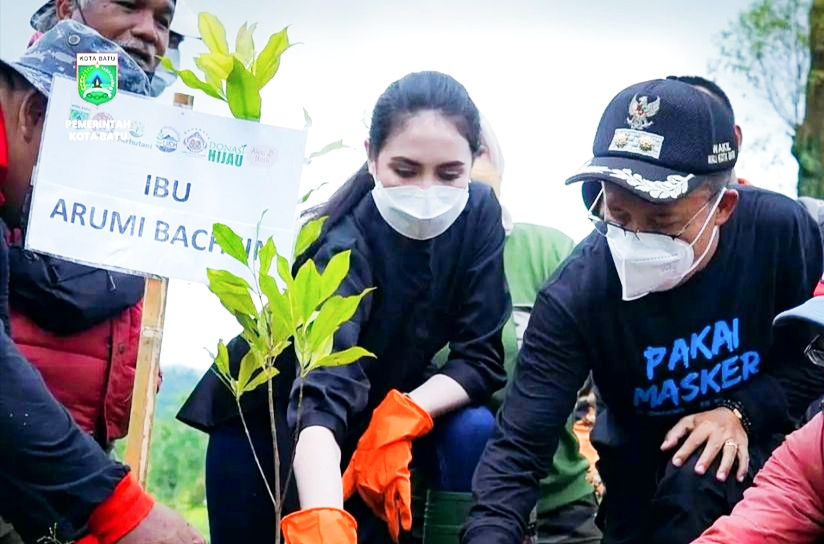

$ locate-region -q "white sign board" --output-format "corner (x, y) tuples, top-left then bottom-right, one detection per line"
(26, 75), (308, 284)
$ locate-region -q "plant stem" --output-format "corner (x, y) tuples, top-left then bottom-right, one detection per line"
(282, 382), (304, 500)
(269, 378), (283, 544)
(237, 399), (277, 509)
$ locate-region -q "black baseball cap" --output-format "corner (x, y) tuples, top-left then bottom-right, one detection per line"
(566, 79), (738, 203)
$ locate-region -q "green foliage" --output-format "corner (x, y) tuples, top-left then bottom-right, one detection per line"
(160, 13), (293, 120)
(142, 367), (211, 540)
(714, 0), (810, 131)
(207, 215), (374, 394)
(305, 140), (350, 165)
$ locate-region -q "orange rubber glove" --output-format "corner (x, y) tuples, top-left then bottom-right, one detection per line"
(342, 390), (434, 542)
(76, 536), (99, 544)
(282, 507), (357, 544)
(87, 473), (155, 544)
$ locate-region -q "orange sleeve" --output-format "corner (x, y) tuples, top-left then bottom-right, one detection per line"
(693, 414), (824, 543)
(87, 473), (155, 544)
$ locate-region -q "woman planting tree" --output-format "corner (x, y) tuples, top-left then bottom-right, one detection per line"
(178, 70), (510, 544)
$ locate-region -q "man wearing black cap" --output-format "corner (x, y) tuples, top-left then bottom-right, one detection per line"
(461, 78), (824, 544)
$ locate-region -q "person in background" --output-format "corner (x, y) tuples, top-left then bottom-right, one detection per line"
(0, 20), (203, 544)
(463, 78), (823, 544)
(693, 295), (824, 544)
(29, 0), (172, 74)
(29, 0), (201, 97)
(462, 114), (601, 543)
(178, 71), (511, 544)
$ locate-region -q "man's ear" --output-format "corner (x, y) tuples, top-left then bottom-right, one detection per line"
(715, 189), (739, 226)
(19, 90), (46, 143)
(56, 0), (74, 20)
(734, 125), (743, 149)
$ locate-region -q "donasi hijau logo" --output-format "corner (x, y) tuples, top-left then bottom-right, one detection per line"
(76, 53), (118, 106)
(208, 142), (246, 167)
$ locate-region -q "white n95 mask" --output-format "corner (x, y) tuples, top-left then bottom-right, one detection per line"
(606, 191), (723, 301)
(371, 179), (469, 240)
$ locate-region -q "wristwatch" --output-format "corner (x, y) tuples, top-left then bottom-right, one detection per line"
(717, 399), (751, 435)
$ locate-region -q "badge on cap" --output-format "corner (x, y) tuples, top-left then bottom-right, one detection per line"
(627, 94), (660, 130)
(76, 53), (118, 106)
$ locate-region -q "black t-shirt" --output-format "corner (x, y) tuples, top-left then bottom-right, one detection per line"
(463, 185), (824, 544)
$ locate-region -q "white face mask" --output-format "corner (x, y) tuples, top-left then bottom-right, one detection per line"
(606, 191), (724, 301)
(149, 48), (180, 98)
(371, 178), (469, 240)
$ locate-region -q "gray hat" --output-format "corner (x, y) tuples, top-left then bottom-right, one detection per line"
(774, 297), (824, 328)
(5, 19), (150, 97)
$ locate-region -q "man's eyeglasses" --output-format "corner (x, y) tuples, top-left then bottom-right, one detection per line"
(805, 334), (824, 367)
(586, 186), (722, 241)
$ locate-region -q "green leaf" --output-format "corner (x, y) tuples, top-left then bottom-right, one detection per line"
(236, 348), (262, 393)
(235, 22), (257, 67)
(242, 366), (280, 394)
(300, 182), (329, 204)
(277, 254), (294, 288)
(259, 238), (276, 278)
(306, 289), (374, 354)
(233, 311), (256, 335)
(199, 12), (230, 55)
(308, 346), (374, 374)
(318, 250), (351, 303)
(194, 52), (233, 94)
(210, 364), (238, 398)
(226, 57), (262, 121)
(303, 108), (313, 129)
(254, 26), (291, 89)
(292, 259), (323, 325)
(259, 272), (293, 341)
(294, 217), (327, 258)
(212, 223), (248, 265)
(160, 57), (223, 100)
(207, 268), (257, 317)
(305, 140), (348, 165)
(213, 339), (231, 379)
(253, 209), (268, 264)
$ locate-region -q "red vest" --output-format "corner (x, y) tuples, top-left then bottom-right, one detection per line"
(10, 302), (143, 444)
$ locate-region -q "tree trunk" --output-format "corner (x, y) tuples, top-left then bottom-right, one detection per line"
(795, 0), (824, 197)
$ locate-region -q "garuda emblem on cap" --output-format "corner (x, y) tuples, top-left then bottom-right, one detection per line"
(627, 94), (660, 130)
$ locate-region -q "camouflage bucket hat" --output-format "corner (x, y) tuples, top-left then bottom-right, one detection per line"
(30, 1), (57, 33)
(5, 19), (151, 97)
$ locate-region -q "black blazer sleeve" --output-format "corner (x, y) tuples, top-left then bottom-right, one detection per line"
(438, 190), (509, 401)
(287, 240), (375, 444)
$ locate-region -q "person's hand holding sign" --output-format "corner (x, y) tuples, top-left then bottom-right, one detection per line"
(661, 406), (749, 482)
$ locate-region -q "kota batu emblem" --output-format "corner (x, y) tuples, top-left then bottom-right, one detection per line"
(627, 94), (661, 131)
(76, 53), (118, 106)
(156, 127), (180, 153)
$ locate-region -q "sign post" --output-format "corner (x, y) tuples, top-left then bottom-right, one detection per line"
(123, 275), (168, 484)
(122, 92), (192, 484)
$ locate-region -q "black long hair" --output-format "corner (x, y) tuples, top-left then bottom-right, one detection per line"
(296, 71), (481, 267)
